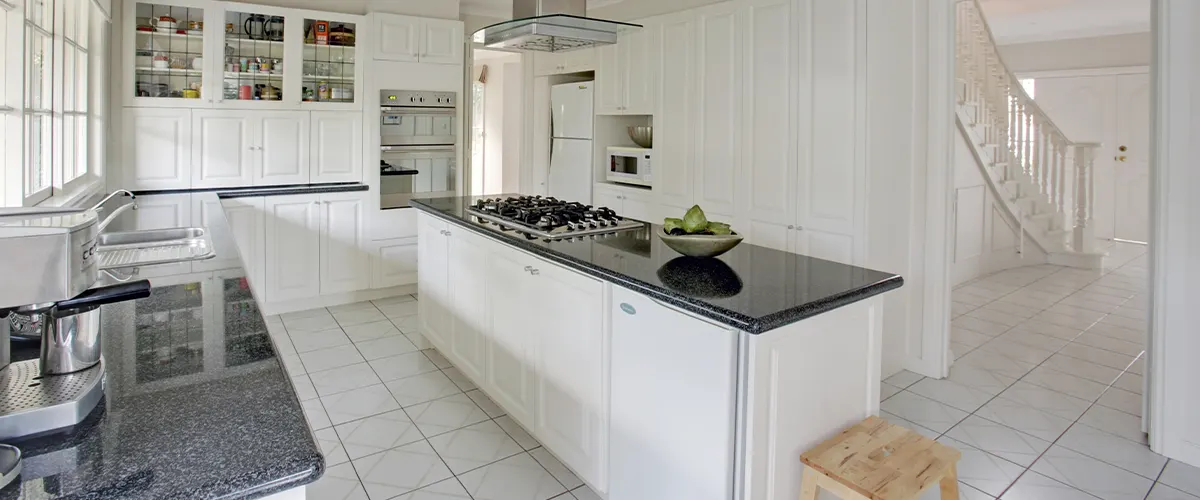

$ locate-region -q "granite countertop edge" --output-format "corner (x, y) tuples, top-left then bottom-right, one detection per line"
(410, 200), (904, 333)
(132, 183), (368, 199)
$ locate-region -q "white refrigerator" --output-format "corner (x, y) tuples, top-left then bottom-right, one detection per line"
(549, 81), (595, 204)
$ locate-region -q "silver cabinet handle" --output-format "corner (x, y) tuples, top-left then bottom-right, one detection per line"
(530, 268), (540, 275)
(787, 225), (795, 229)
(445, 230), (452, 236)
(524, 266), (533, 271)
(796, 225), (804, 231)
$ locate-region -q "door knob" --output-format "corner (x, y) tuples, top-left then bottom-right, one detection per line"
(1119, 145), (1128, 152)
(1116, 156), (1127, 162)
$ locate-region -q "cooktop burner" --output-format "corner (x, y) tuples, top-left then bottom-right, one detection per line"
(466, 196), (644, 240)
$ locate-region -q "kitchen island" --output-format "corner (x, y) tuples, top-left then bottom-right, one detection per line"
(410, 195), (903, 500)
(4, 191), (323, 499)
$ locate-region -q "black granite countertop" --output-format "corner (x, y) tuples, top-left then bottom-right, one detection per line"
(4, 198), (322, 498)
(411, 195), (903, 333)
(131, 182), (367, 199)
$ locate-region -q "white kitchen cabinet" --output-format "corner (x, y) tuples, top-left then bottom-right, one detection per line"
(124, 108), (192, 190)
(257, 111), (311, 185)
(263, 195), (322, 303)
(218, 197), (267, 290)
(192, 111), (255, 188)
(370, 237), (418, 289)
(420, 18), (464, 65)
(319, 192), (369, 295)
(310, 111), (363, 183)
(592, 183), (656, 223)
(192, 193), (242, 272)
(592, 184), (624, 212)
(653, 12), (697, 210)
(693, 3), (741, 217)
(533, 49), (595, 76)
(374, 14), (462, 65)
(417, 213), (451, 346)
(375, 14), (421, 62)
(531, 258), (608, 491)
(485, 245), (538, 426)
(596, 27), (658, 115)
(446, 227), (490, 383)
(609, 286), (738, 500)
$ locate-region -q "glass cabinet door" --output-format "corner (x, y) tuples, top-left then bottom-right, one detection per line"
(133, 2), (205, 101)
(222, 8), (286, 102)
(301, 18), (356, 103)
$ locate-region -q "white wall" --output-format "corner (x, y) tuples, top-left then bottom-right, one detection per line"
(999, 33), (1151, 74)
(226, 0), (460, 18)
(462, 13), (504, 34)
(501, 60), (523, 193)
(1150, 0), (1200, 468)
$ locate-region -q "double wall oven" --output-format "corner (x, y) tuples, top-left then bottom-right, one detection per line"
(380, 89), (458, 209)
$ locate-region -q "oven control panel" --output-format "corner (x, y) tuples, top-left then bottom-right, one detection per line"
(380, 90), (456, 107)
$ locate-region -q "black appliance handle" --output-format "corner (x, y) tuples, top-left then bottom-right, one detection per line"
(57, 280), (152, 311)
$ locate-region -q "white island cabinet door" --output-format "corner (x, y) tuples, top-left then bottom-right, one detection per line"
(609, 286), (738, 500)
(256, 112), (311, 186)
(263, 195), (322, 303)
(532, 260), (608, 492)
(219, 197), (266, 291)
(485, 246), (538, 426)
(445, 227), (490, 382)
(319, 192), (369, 295)
(417, 213), (450, 347)
(311, 112), (363, 183)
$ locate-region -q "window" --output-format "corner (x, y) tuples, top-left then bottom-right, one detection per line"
(0, 0), (103, 206)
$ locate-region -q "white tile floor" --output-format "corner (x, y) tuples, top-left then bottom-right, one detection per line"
(884, 242), (1200, 500)
(275, 242), (1200, 500)
(267, 295), (596, 500)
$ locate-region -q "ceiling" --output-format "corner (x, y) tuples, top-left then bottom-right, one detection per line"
(460, 0), (623, 18)
(978, 0), (1151, 45)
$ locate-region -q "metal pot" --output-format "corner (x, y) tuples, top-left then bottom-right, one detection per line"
(13, 280), (151, 376)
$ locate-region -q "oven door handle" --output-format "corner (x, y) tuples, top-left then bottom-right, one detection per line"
(381, 107), (456, 115)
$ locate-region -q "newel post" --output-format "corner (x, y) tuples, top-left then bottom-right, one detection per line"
(1070, 143), (1101, 253)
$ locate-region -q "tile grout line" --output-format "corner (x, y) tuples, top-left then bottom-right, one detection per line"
(944, 249), (1152, 498)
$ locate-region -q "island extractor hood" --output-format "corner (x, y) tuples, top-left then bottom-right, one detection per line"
(472, 0), (641, 53)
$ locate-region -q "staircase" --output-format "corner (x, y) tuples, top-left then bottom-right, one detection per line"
(955, 0), (1104, 268)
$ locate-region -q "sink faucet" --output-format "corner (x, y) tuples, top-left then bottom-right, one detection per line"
(93, 190), (137, 234)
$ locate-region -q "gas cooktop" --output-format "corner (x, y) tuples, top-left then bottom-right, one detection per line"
(466, 196), (644, 240)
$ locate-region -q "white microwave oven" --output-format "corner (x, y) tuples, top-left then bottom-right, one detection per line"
(606, 147), (653, 187)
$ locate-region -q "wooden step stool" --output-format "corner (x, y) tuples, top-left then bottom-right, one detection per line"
(799, 416), (962, 500)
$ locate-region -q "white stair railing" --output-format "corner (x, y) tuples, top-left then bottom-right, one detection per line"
(955, 0), (1100, 253)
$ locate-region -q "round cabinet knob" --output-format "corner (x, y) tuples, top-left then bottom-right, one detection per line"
(787, 225), (795, 229)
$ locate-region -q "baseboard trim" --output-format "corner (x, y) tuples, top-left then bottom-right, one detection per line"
(262, 284), (418, 316)
(1048, 251), (1106, 269)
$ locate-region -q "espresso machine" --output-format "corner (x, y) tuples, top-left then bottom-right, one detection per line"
(0, 194), (154, 490)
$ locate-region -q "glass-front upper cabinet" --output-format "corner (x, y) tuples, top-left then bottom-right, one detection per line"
(129, 1), (207, 104)
(221, 7), (287, 103)
(300, 17), (357, 105)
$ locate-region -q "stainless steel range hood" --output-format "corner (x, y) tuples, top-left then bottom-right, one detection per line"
(472, 0), (641, 53)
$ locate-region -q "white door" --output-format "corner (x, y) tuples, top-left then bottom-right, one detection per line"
(219, 197), (267, 291)
(263, 195), (321, 303)
(420, 19), (464, 65)
(486, 247), (538, 426)
(693, 4), (741, 217)
(1032, 75), (1119, 240)
(375, 14), (420, 62)
(594, 45), (624, 115)
(192, 111), (254, 188)
(311, 112), (363, 183)
(446, 228), (490, 382)
(124, 108), (192, 190)
(1114, 73), (1151, 243)
(417, 214), (451, 346)
(372, 238), (419, 289)
(739, 0), (796, 240)
(533, 261), (607, 489)
(622, 28), (657, 115)
(551, 82), (595, 139)
(257, 112), (311, 185)
(548, 139), (593, 204)
(654, 13), (696, 210)
(319, 192), (369, 295)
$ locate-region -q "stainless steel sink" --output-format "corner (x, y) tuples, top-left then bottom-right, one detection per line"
(95, 227), (215, 270)
(97, 228), (207, 247)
